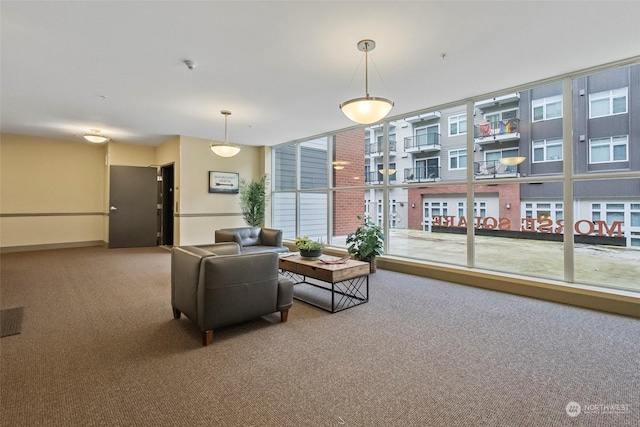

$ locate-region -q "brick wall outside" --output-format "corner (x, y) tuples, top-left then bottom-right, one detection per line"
(333, 129), (366, 235)
(407, 183), (521, 230)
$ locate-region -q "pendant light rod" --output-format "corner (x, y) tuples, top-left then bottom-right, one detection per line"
(360, 40), (372, 98)
(222, 110), (231, 142)
(210, 109), (240, 157)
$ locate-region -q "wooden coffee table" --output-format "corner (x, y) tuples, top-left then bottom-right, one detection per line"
(278, 254), (370, 313)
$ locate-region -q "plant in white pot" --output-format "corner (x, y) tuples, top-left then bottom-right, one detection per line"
(295, 237), (326, 260)
(346, 215), (384, 273)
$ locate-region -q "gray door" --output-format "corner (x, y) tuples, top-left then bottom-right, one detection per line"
(109, 166), (158, 248)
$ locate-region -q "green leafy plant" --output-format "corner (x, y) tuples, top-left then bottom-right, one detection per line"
(295, 236), (326, 251)
(346, 215), (384, 261)
(239, 175), (269, 227)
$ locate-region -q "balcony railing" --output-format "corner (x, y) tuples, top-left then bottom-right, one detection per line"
(404, 133), (441, 153)
(474, 118), (520, 144)
(366, 140), (397, 157)
(365, 170), (398, 184)
(404, 166), (441, 182)
(474, 160), (519, 179)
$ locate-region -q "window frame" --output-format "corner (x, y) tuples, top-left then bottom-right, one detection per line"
(532, 95), (563, 122)
(588, 135), (629, 164)
(449, 148), (467, 170)
(448, 114), (467, 136)
(589, 87), (628, 119)
(532, 138), (563, 163)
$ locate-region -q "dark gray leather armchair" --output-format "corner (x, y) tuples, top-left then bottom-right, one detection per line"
(171, 242), (294, 345)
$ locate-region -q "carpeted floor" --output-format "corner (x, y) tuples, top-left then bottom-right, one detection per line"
(0, 307), (23, 337)
(0, 246), (638, 426)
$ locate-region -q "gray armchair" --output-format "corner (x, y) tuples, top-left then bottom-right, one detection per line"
(171, 243), (294, 345)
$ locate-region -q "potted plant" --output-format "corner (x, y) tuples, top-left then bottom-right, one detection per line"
(295, 237), (326, 259)
(346, 215), (384, 273)
(238, 175), (268, 226)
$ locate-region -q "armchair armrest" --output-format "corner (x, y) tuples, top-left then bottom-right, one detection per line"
(277, 275), (294, 312)
(260, 228), (283, 247)
(215, 230), (243, 247)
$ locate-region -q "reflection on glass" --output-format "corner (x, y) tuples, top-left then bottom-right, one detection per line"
(333, 129), (367, 188)
(384, 183), (467, 267)
(272, 192), (295, 240)
(331, 189), (366, 248)
(574, 179), (640, 291)
(301, 138), (327, 190)
(274, 144), (296, 191)
(300, 192), (327, 242)
(474, 182), (564, 281)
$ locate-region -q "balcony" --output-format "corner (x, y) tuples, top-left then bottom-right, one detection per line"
(366, 140), (397, 157)
(404, 166), (441, 183)
(404, 134), (441, 154)
(404, 111), (441, 123)
(474, 160), (519, 179)
(475, 93), (520, 110)
(365, 170), (398, 185)
(474, 118), (520, 145)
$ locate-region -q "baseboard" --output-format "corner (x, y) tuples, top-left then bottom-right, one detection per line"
(0, 240), (106, 253)
(376, 256), (640, 319)
(319, 246), (640, 319)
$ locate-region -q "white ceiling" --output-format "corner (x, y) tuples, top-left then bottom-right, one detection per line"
(2, 1), (640, 147)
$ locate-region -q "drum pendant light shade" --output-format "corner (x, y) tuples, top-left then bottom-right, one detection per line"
(340, 40), (394, 125)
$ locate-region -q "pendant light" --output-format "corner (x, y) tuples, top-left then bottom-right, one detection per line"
(83, 129), (110, 144)
(499, 157), (526, 166)
(340, 39), (394, 125)
(210, 110), (241, 157)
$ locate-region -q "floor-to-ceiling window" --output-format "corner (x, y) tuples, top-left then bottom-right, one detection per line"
(272, 60), (640, 294)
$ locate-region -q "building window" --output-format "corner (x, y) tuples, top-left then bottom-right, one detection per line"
(485, 109), (518, 131)
(631, 203), (640, 247)
(532, 138), (563, 162)
(532, 95), (562, 122)
(449, 114), (467, 136)
(524, 201), (563, 226)
(589, 135), (628, 163)
(458, 201), (486, 218)
(377, 163), (397, 182)
(589, 87), (628, 118)
(449, 149), (467, 170)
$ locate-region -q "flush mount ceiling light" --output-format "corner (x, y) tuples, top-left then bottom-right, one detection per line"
(210, 110), (241, 157)
(83, 129), (110, 144)
(499, 157), (526, 166)
(340, 39), (394, 125)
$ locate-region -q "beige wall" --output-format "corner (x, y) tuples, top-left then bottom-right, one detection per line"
(177, 136), (262, 246)
(108, 141), (156, 166)
(0, 133), (264, 250)
(0, 134), (106, 248)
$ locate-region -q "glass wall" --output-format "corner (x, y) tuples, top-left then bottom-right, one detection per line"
(271, 60), (640, 295)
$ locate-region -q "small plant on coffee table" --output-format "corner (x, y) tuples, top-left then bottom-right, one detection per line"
(295, 237), (326, 259)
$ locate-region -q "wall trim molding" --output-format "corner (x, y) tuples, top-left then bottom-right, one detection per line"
(1, 240), (106, 253)
(176, 213), (242, 218)
(0, 212), (105, 217)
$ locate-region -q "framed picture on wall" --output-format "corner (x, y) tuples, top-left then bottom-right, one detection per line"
(209, 171), (239, 194)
